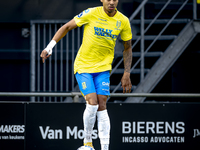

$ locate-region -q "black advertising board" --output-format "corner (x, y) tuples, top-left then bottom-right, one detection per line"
(0, 103), (25, 150)
(0, 102), (200, 150)
(25, 103), (200, 150)
(108, 103), (200, 150)
(25, 103), (99, 150)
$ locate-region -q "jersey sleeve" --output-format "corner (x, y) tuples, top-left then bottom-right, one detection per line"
(74, 8), (91, 27)
(120, 18), (132, 41)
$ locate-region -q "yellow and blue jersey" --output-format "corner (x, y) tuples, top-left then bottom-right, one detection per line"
(74, 6), (132, 74)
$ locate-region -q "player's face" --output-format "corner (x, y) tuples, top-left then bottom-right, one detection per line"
(101, 0), (119, 16)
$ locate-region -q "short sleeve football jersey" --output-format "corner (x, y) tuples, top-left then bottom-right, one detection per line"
(74, 6), (132, 73)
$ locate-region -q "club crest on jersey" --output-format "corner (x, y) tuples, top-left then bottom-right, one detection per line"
(82, 82), (87, 90)
(116, 21), (121, 28)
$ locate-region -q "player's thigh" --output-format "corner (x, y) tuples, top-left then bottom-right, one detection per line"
(75, 72), (98, 104)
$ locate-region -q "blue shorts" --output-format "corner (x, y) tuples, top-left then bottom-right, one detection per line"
(75, 71), (110, 96)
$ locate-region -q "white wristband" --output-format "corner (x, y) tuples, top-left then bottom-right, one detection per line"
(44, 40), (56, 55)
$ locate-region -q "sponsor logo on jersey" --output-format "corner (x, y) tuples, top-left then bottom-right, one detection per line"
(77, 12), (83, 18)
(85, 9), (90, 13)
(98, 18), (107, 22)
(102, 82), (110, 86)
(77, 9), (90, 18)
(94, 27), (117, 39)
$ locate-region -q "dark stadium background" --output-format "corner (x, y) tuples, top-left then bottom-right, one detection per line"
(0, 0), (199, 101)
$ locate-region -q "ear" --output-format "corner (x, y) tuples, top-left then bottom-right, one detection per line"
(100, 0), (103, 2)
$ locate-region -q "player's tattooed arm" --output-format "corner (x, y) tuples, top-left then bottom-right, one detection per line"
(121, 39), (132, 93)
(123, 40), (132, 73)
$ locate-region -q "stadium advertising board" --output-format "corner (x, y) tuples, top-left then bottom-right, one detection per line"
(25, 103), (200, 150)
(25, 103), (95, 150)
(0, 102), (200, 150)
(108, 103), (200, 150)
(0, 103), (25, 150)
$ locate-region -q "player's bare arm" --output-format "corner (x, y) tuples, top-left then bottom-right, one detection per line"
(121, 40), (132, 93)
(40, 19), (78, 63)
(52, 19), (77, 42)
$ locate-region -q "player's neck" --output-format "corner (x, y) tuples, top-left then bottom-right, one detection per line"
(103, 7), (117, 17)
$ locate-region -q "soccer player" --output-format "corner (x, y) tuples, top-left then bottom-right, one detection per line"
(40, 0), (132, 150)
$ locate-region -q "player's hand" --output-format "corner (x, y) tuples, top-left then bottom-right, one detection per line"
(40, 50), (51, 63)
(121, 72), (132, 93)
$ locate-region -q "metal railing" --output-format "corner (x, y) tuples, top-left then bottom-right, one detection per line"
(30, 20), (83, 102)
(0, 92), (200, 102)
